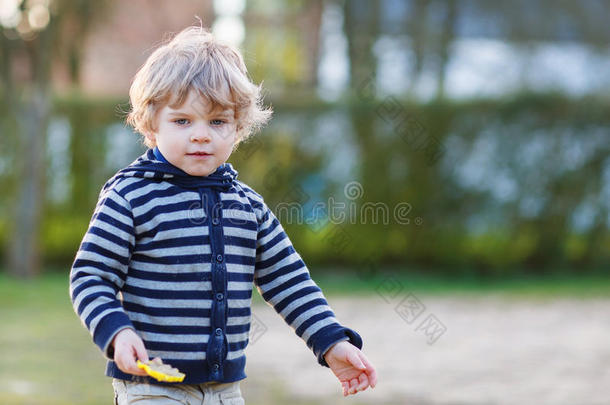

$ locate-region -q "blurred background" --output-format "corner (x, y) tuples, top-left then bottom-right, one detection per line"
(1, 0), (609, 404)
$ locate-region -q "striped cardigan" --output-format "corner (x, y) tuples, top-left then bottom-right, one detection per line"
(69, 148), (362, 384)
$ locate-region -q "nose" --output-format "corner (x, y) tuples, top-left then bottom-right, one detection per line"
(190, 124), (211, 143)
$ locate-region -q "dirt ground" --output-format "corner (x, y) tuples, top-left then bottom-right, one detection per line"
(240, 293), (610, 405)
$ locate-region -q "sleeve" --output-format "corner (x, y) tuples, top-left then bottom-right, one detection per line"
(253, 200), (363, 367)
(69, 188), (136, 360)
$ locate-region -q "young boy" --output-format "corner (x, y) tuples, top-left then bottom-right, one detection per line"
(70, 25), (377, 404)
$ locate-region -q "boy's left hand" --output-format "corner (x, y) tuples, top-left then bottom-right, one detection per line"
(324, 341), (377, 396)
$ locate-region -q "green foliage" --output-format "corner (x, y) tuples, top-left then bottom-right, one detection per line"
(2, 92), (610, 275)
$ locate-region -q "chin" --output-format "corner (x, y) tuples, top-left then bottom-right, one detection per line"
(185, 167), (215, 177)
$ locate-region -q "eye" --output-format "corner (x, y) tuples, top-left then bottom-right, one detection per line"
(173, 118), (189, 126)
(210, 119), (226, 126)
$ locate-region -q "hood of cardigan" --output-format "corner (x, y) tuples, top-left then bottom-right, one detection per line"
(102, 148), (239, 192)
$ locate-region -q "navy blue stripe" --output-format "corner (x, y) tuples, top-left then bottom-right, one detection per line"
(261, 271), (311, 302)
(133, 321), (249, 336)
(127, 268), (211, 282)
(284, 298), (330, 325)
(71, 259), (126, 283)
(256, 245), (296, 270)
(80, 241), (130, 266)
(145, 341), (207, 352)
(119, 177), (159, 196)
(256, 259), (303, 286)
(135, 236), (206, 252)
(123, 284), (251, 300)
(84, 301), (123, 328)
(104, 194), (133, 219)
(273, 285), (321, 314)
(123, 302), (212, 317)
(295, 310), (336, 337)
(77, 290), (117, 316)
(131, 253), (205, 265)
(224, 234), (257, 248)
(130, 186), (194, 207)
(96, 211), (133, 235)
(135, 200), (203, 226)
(138, 219), (206, 239)
(89, 226), (133, 250)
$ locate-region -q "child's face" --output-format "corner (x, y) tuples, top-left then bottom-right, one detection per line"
(147, 90), (237, 176)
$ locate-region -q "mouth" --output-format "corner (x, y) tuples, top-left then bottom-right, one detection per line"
(187, 152), (213, 156)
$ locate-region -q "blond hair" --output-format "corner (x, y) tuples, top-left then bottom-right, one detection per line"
(126, 25), (272, 148)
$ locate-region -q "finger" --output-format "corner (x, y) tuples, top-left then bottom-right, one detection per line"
(358, 351), (378, 388)
(133, 339), (149, 363)
(117, 352), (138, 375)
(356, 373), (369, 392)
(342, 381), (349, 397)
(123, 351), (147, 376)
(348, 378), (359, 395)
(347, 350), (366, 370)
(119, 344), (147, 376)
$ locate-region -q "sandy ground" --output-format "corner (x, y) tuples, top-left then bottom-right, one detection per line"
(240, 293), (610, 405)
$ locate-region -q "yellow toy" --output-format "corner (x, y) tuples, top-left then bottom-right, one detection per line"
(136, 358), (186, 383)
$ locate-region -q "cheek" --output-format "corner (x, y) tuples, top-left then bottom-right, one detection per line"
(217, 128), (236, 144)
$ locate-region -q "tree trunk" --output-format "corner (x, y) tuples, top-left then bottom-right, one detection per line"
(303, 0), (323, 88)
(408, 0), (430, 97)
(6, 26), (54, 278)
(436, 0), (457, 100)
(8, 87), (50, 278)
(344, 0), (380, 94)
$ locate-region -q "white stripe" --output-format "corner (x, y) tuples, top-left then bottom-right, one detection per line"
(134, 245), (208, 257)
(128, 262), (211, 274)
(262, 277), (316, 307)
(227, 331), (250, 343)
(255, 251), (302, 279)
(82, 232), (129, 256)
(127, 312), (212, 326)
(224, 226), (257, 240)
(289, 305), (334, 331)
(96, 196), (132, 227)
(147, 350), (206, 360)
(123, 279), (211, 292)
(140, 331), (210, 344)
(225, 245), (256, 257)
(255, 267), (308, 299)
(122, 293), (212, 309)
(76, 250), (127, 274)
(89, 307), (125, 333)
(226, 316), (251, 326)
(122, 180), (173, 201)
(257, 218), (284, 247)
(137, 226), (206, 245)
(92, 218), (133, 244)
(134, 192), (199, 219)
(134, 209), (208, 234)
(279, 291), (326, 319)
(301, 316), (340, 342)
(226, 350), (246, 360)
(73, 283), (118, 312)
(257, 235), (291, 262)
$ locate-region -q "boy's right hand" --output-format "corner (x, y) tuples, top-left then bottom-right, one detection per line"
(112, 328), (150, 376)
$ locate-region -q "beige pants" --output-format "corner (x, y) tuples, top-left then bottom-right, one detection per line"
(112, 378), (245, 405)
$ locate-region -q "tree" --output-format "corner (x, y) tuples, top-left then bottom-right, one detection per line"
(1, 0), (110, 278)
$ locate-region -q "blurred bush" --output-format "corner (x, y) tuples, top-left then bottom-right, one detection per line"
(2, 91), (609, 275)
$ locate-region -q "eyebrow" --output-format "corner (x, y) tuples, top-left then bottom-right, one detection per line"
(167, 110), (233, 117)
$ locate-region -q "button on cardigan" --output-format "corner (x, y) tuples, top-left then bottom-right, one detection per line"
(69, 148), (362, 384)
